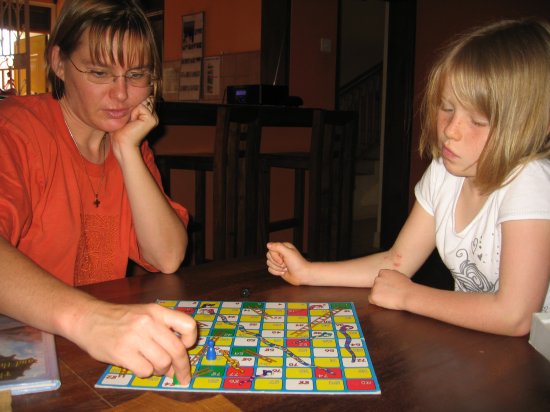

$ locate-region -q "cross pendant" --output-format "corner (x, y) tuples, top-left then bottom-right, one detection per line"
(93, 194), (100, 208)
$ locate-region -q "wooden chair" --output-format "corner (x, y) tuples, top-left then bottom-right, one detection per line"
(155, 104), (263, 264)
(258, 109), (358, 261)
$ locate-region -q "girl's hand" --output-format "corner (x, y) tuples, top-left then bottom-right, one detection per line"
(266, 242), (312, 286)
(368, 269), (415, 310)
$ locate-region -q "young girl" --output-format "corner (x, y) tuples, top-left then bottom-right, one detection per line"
(266, 18), (550, 337)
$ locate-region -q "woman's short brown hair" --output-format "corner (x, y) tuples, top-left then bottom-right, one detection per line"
(419, 19), (550, 194)
(46, 0), (161, 99)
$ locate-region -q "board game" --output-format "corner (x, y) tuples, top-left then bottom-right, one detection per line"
(95, 300), (381, 395)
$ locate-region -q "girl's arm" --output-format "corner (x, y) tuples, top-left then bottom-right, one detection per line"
(110, 99), (187, 273)
(369, 219), (550, 336)
(267, 201), (437, 288)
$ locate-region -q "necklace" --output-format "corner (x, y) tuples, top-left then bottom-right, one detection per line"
(65, 122), (107, 208)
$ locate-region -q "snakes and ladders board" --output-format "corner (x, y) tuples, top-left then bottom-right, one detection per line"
(95, 300), (381, 395)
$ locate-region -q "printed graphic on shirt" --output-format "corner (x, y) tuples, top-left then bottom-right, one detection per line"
(450, 248), (498, 293)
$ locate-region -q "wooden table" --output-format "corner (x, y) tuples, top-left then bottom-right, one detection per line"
(12, 258), (550, 411)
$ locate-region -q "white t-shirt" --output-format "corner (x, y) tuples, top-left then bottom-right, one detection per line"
(415, 158), (550, 313)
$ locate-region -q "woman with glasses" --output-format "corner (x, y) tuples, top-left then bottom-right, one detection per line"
(0, 0), (197, 386)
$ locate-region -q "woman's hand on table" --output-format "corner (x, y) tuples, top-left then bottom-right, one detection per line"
(71, 301), (197, 386)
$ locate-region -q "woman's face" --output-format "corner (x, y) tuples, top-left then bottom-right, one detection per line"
(56, 29), (153, 134)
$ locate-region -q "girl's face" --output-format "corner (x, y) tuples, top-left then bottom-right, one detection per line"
(437, 80), (490, 180)
(57, 29), (152, 134)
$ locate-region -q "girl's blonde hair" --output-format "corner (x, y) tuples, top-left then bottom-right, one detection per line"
(419, 19), (550, 194)
(46, 0), (161, 99)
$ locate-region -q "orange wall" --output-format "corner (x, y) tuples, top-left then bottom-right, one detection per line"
(163, 0), (261, 61)
(289, 0), (337, 110)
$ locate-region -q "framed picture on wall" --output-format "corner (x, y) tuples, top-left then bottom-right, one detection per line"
(179, 11), (204, 101)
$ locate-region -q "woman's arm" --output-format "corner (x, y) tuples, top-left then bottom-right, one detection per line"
(110, 99), (187, 273)
(369, 219), (550, 336)
(0, 236), (197, 384)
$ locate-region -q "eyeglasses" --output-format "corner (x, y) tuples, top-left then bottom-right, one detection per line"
(68, 58), (155, 88)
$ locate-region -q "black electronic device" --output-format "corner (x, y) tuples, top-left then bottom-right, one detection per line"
(226, 84), (289, 105)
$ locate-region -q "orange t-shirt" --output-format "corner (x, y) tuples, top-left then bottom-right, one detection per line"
(0, 94), (189, 286)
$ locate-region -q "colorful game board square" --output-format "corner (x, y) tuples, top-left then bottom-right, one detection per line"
(259, 347), (284, 357)
(227, 366), (254, 377)
(217, 314), (238, 322)
(286, 378), (314, 391)
(213, 322), (236, 331)
(286, 338), (310, 347)
(177, 301), (199, 308)
(286, 330), (309, 338)
(288, 309), (308, 316)
(312, 339), (337, 348)
(256, 367), (283, 378)
(313, 347), (339, 357)
(194, 314), (215, 321)
(236, 329), (259, 337)
(175, 307), (195, 315)
(262, 322), (285, 330)
(344, 367), (373, 379)
(267, 315), (285, 322)
(223, 377), (253, 390)
(290, 347), (311, 357)
(254, 378), (283, 391)
(243, 301), (265, 309)
(220, 307), (241, 315)
(157, 300), (178, 307)
(262, 330), (285, 338)
(234, 356), (256, 367)
(200, 301), (220, 309)
(337, 330), (360, 339)
(259, 337), (283, 347)
(308, 303), (330, 310)
(311, 323), (332, 331)
(346, 379), (377, 391)
(213, 337), (233, 346)
(286, 357), (311, 367)
(265, 308), (285, 316)
(343, 357), (369, 367)
(132, 375), (162, 388)
(314, 357), (341, 368)
(334, 315), (357, 323)
(316, 379), (345, 391)
(240, 315), (261, 322)
(234, 337), (258, 346)
(101, 373), (132, 386)
(240, 322), (261, 330)
(161, 376), (188, 389)
(258, 357), (283, 367)
(288, 302), (307, 309)
(340, 348), (366, 358)
(287, 315), (308, 323)
(285, 367), (312, 379)
(330, 303), (352, 310)
(309, 309), (330, 316)
(221, 301), (243, 308)
(315, 367), (342, 379)
(192, 377), (222, 389)
(188, 346), (203, 355)
(195, 365), (225, 377)
(201, 356), (226, 366)
(338, 338), (363, 348)
(231, 346), (255, 357)
(265, 302), (286, 309)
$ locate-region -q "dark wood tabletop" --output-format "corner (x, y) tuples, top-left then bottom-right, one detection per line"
(11, 257), (550, 411)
